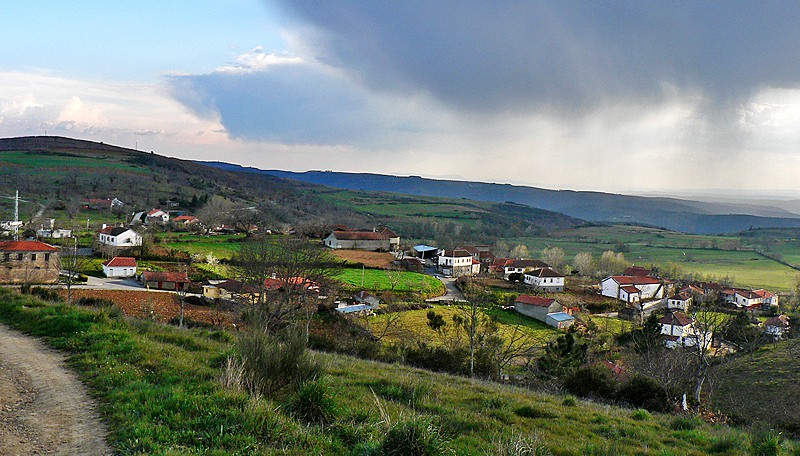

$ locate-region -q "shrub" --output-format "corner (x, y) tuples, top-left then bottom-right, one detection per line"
(378, 415), (448, 456)
(631, 409), (650, 421)
(77, 296), (116, 308)
(670, 416), (702, 431)
(236, 328), (321, 398)
(563, 365), (618, 400)
(750, 429), (783, 456)
(562, 395), (577, 407)
(616, 375), (670, 412)
(288, 376), (340, 425)
(708, 429), (747, 454)
(28, 286), (63, 302)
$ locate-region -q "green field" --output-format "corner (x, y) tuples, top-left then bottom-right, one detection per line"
(0, 287), (785, 455)
(0, 150), (152, 174)
(513, 225), (800, 291)
(160, 233), (247, 260)
(333, 268), (444, 297)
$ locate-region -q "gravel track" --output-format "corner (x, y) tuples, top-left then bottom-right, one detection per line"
(0, 324), (111, 455)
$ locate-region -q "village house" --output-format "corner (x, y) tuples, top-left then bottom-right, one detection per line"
(764, 314), (790, 340)
(324, 230), (391, 251)
(492, 258), (551, 279)
(0, 240), (60, 284)
(438, 248), (480, 277)
(666, 290), (693, 311)
(523, 267), (565, 292)
(172, 215), (200, 226)
(353, 290), (381, 308)
(36, 228), (72, 239)
(102, 256), (137, 278)
(721, 288), (779, 309)
(623, 266), (654, 277)
(601, 275), (664, 303)
(458, 245), (496, 270)
(98, 226), (142, 248)
(147, 209), (170, 224)
(203, 279), (255, 302)
(140, 271), (190, 291)
(659, 311), (710, 349)
(513, 294), (575, 329)
(375, 226), (401, 251)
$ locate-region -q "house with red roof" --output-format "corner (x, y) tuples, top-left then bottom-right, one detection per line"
(764, 315), (790, 340)
(140, 271), (190, 291)
(172, 215), (199, 225)
(666, 290), (693, 311)
(0, 240), (60, 284)
(147, 209), (170, 224)
(492, 258), (551, 279)
(102, 256), (138, 278)
(601, 275), (664, 303)
(659, 311), (711, 349)
(721, 288), (779, 309)
(513, 294), (574, 328)
(623, 266), (654, 277)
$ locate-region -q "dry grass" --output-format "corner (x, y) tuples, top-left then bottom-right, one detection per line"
(330, 249), (396, 268)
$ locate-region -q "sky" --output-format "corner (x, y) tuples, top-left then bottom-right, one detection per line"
(3, 1), (800, 194)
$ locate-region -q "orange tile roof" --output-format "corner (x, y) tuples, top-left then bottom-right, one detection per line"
(515, 295), (555, 307)
(103, 257), (137, 267)
(0, 241), (58, 252)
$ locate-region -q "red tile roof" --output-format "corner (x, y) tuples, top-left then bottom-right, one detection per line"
(331, 230), (388, 241)
(659, 311), (693, 327)
(0, 241), (58, 252)
(624, 266), (653, 277)
(515, 295), (556, 307)
(173, 215), (198, 222)
(527, 267), (564, 278)
(610, 276), (661, 285)
(764, 315), (789, 328)
(441, 249), (472, 258)
(621, 285), (640, 294)
(142, 271), (189, 283)
(103, 257), (137, 267)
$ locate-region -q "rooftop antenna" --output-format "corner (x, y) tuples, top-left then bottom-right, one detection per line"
(0, 191), (27, 240)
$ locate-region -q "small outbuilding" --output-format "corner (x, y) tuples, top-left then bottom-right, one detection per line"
(102, 256), (138, 278)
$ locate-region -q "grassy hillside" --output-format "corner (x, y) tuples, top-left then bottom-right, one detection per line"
(0, 287), (791, 455)
(711, 338), (800, 434)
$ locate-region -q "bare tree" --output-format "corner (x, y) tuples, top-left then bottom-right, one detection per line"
(573, 252), (596, 277)
(458, 278), (492, 377)
(232, 237), (335, 336)
(688, 301), (726, 404)
(60, 236), (87, 304)
(541, 246), (565, 272)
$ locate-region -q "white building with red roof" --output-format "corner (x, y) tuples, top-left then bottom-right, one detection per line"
(0, 240), (60, 284)
(438, 248), (480, 277)
(601, 275), (664, 303)
(764, 314), (790, 339)
(102, 256), (138, 278)
(722, 288), (779, 309)
(147, 209), (170, 224)
(659, 311), (706, 348)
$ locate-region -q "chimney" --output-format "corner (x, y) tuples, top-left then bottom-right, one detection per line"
(102, 223), (107, 229)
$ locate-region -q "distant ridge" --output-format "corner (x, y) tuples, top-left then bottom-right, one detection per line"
(202, 163), (800, 234)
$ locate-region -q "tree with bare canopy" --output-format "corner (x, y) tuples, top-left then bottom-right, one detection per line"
(232, 237), (336, 336)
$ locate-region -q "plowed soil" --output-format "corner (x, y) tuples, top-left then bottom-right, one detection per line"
(330, 249), (396, 268)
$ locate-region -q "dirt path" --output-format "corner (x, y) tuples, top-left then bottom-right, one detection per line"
(0, 324), (111, 455)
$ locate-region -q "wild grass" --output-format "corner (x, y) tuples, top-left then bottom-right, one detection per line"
(333, 268), (445, 296)
(0, 287), (795, 455)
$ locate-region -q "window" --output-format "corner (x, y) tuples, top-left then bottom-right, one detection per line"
(31, 253), (36, 261)
(17, 253), (23, 261)
(44, 253), (50, 261)
(3, 253), (8, 262)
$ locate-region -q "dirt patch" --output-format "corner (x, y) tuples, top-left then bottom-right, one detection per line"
(0, 324), (112, 455)
(330, 250), (396, 268)
(64, 289), (233, 327)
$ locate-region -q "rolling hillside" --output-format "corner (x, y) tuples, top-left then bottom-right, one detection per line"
(206, 166), (800, 234)
(0, 136), (582, 239)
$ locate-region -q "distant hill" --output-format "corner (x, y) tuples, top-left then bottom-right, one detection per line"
(202, 165), (800, 234)
(0, 136), (582, 241)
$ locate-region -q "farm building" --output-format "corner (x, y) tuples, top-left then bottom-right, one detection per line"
(140, 271), (190, 291)
(0, 240), (60, 284)
(102, 256), (137, 278)
(601, 276), (664, 303)
(324, 230), (391, 251)
(513, 294), (567, 328)
(523, 267), (565, 292)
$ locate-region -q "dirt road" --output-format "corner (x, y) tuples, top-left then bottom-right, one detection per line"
(0, 325), (111, 455)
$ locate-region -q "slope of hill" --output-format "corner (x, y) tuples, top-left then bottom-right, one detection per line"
(0, 136), (582, 240)
(711, 338), (800, 434)
(207, 166), (800, 234)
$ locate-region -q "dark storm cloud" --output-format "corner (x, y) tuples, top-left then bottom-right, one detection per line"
(167, 62), (382, 144)
(273, 1), (800, 114)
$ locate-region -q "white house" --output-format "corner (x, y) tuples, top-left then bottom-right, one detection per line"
(722, 288), (779, 309)
(98, 226), (142, 247)
(324, 230), (391, 251)
(353, 290), (381, 308)
(659, 311), (710, 349)
(147, 209), (170, 224)
(36, 228), (72, 239)
(438, 249), (479, 277)
(523, 267), (565, 292)
(601, 276), (664, 303)
(102, 256), (138, 278)
(764, 315), (790, 340)
(493, 259), (551, 279)
(666, 291), (693, 311)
